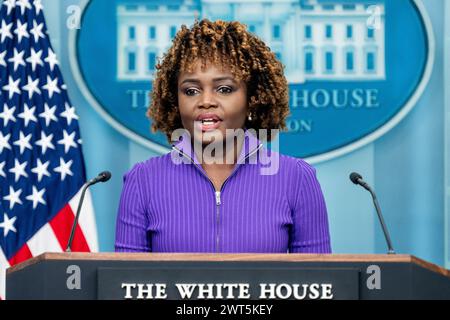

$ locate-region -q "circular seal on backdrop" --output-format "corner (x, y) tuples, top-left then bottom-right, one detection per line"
(69, 0), (434, 163)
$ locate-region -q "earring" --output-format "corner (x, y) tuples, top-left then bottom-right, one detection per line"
(248, 113), (252, 121)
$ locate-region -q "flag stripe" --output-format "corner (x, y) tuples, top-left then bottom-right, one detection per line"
(49, 204), (90, 252)
(69, 189), (99, 252)
(8, 244), (33, 266)
(27, 223), (63, 256)
(0, 195), (95, 299)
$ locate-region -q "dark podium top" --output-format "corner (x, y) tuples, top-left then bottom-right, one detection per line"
(6, 253), (450, 300)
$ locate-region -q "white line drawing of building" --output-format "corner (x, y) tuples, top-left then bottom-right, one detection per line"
(116, 0), (200, 81)
(116, 0), (385, 83)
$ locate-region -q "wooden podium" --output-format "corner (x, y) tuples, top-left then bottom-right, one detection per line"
(6, 253), (450, 300)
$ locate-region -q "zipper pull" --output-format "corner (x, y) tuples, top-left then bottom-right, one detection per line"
(215, 191), (221, 205)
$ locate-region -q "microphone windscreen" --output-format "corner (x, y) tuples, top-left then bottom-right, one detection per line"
(98, 171), (112, 182)
(349, 172), (363, 184)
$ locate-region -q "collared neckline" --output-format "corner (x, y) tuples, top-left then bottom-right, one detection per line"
(171, 128), (263, 171)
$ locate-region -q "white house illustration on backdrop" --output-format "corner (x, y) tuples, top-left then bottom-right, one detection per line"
(116, 0), (385, 83)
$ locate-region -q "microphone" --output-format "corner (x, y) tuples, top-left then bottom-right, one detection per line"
(349, 172), (395, 254)
(88, 171), (111, 184)
(66, 171), (112, 252)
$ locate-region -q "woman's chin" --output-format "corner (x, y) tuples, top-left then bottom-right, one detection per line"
(202, 135), (224, 146)
(192, 129), (224, 145)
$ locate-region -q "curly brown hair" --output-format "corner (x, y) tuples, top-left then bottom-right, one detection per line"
(147, 19), (290, 142)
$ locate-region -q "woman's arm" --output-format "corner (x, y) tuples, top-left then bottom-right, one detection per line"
(289, 160), (332, 253)
(115, 163), (151, 252)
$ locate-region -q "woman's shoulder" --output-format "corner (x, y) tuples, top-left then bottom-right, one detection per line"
(267, 152), (320, 209)
(275, 151), (316, 176)
(255, 145), (317, 179)
(123, 152), (174, 179)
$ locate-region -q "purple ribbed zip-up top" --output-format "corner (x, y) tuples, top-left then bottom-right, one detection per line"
(115, 129), (331, 253)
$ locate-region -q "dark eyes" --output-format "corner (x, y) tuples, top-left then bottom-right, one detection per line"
(184, 88), (199, 96)
(184, 86), (234, 96)
(217, 86), (233, 94)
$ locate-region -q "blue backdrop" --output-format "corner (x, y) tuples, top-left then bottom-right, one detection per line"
(41, 0), (450, 268)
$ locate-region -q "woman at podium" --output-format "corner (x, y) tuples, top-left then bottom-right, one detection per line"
(115, 19), (331, 254)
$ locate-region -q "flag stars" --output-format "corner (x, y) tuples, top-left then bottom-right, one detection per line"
(0, 0), (89, 255)
(35, 131), (55, 154)
(0, 213), (17, 237)
(58, 130), (78, 153)
(61, 103), (79, 125)
(45, 48), (58, 71)
(31, 158), (50, 182)
(9, 159), (28, 182)
(54, 157), (73, 181)
(2, 0), (16, 16)
(0, 161), (5, 178)
(3, 186), (23, 210)
(18, 103), (37, 127)
(14, 20), (29, 43)
(0, 131), (12, 152)
(42, 75), (61, 98)
(22, 76), (41, 99)
(0, 50), (6, 67)
(22, 76), (41, 100)
(0, 20), (13, 43)
(38, 103), (58, 127)
(26, 48), (44, 71)
(30, 20), (45, 43)
(33, 0), (44, 14)
(16, 0), (32, 15)
(13, 131), (32, 154)
(2, 76), (21, 99)
(0, 104), (17, 126)
(26, 186), (46, 209)
(8, 48), (26, 72)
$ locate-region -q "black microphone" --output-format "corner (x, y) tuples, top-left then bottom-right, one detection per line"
(349, 172), (395, 254)
(88, 171), (111, 184)
(66, 171), (112, 252)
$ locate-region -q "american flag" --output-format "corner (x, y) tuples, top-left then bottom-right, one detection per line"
(0, 0), (98, 299)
